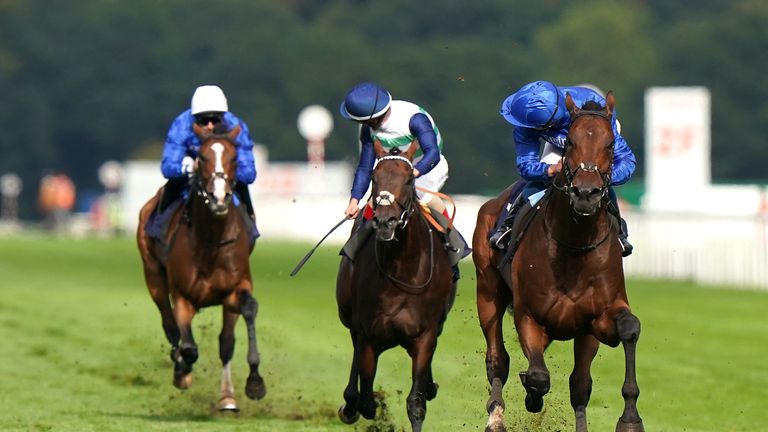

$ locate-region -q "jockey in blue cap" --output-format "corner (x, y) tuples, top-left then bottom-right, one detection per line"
(489, 80), (636, 256)
(340, 82), (450, 222)
(339, 82), (471, 280)
(148, 85), (257, 238)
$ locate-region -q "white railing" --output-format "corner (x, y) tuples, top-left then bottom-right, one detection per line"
(623, 211), (768, 290)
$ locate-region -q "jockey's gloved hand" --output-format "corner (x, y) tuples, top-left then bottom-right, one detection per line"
(181, 156), (195, 177)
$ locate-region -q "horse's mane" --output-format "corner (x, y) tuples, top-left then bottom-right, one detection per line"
(581, 100), (604, 111)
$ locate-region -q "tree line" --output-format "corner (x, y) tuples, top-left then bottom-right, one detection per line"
(1, 0), (765, 217)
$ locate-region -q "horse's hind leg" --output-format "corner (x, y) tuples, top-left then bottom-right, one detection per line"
(614, 309), (644, 432)
(338, 330), (361, 424)
(570, 334), (600, 432)
(405, 333), (438, 432)
(140, 254), (179, 351)
(172, 296), (199, 389)
(240, 290), (266, 400)
(516, 314), (551, 413)
(217, 310), (240, 411)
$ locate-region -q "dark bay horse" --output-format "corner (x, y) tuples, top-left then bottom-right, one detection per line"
(136, 124), (266, 411)
(473, 92), (644, 432)
(336, 141), (457, 432)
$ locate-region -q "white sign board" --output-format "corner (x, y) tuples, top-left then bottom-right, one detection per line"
(643, 87), (711, 212)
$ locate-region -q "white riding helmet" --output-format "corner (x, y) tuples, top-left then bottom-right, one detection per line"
(190, 85), (228, 115)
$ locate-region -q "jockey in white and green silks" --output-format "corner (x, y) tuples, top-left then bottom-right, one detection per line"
(339, 82), (449, 220)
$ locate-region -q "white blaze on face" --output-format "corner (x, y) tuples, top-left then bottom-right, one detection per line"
(211, 142), (227, 202)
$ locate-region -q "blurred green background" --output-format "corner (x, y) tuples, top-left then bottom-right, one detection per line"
(1, 0), (767, 216)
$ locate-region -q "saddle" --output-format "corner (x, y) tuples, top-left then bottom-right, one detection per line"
(496, 190), (549, 270)
(340, 207), (471, 266)
(495, 190), (622, 269)
(145, 192), (259, 246)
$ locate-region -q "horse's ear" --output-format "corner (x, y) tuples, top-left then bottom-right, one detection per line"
(605, 90), (615, 116)
(565, 92), (578, 115)
(227, 124), (241, 141)
(192, 122), (206, 137)
(373, 139), (386, 158)
(404, 138), (419, 161)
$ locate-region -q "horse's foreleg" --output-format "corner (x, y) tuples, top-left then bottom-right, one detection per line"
(516, 314), (550, 413)
(615, 309), (644, 432)
(570, 334), (600, 432)
(240, 290), (266, 400)
(406, 333), (437, 432)
(172, 296), (198, 389)
(338, 330), (361, 424)
(217, 310), (239, 411)
(357, 339), (379, 420)
(476, 264), (511, 432)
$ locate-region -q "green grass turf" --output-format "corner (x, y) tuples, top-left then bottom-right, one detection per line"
(0, 235), (766, 431)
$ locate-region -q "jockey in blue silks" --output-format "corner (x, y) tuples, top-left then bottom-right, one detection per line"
(489, 80), (636, 257)
(147, 85), (257, 239)
(340, 82), (450, 221)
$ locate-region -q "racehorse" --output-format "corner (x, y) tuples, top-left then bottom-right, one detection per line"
(336, 140), (457, 432)
(472, 92), (644, 432)
(136, 123), (266, 411)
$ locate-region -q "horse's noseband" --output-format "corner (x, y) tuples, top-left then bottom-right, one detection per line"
(374, 190), (410, 228)
(194, 172), (232, 203)
(371, 155), (416, 229)
(556, 111), (615, 199)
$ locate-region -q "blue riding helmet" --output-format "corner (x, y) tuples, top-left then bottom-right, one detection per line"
(500, 80), (568, 129)
(340, 82), (392, 121)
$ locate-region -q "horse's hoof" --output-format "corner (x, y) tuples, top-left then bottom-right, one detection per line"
(359, 400), (377, 420)
(217, 397), (239, 412)
(245, 376), (266, 400)
(338, 404), (360, 424)
(173, 373), (193, 390)
(616, 419), (645, 432)
(524, 393), (544, 413)
(485, 403), (506, 432)
(426, 382), (439, 401)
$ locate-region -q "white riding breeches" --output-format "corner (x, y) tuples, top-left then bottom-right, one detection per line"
(415, 155), (448, 205)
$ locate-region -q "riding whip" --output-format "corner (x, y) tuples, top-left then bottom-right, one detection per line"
(290, 216), (350, 277)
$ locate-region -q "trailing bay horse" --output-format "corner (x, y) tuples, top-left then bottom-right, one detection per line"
(473, 92), (644, 432)
(336, 140), (457, 432)
(136, 123), (266, 411)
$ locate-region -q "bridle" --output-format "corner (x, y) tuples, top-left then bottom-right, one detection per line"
(371, 155), (417, 228)
(546, 109), (616, 253)
(552, 110), (615, 200)
(190, 142), (236, 211)
(371, 154), (434, 293)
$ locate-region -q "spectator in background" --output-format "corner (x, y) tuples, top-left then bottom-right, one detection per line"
(38, 172), (76, 233)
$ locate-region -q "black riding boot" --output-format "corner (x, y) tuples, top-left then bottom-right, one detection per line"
(489, 195), (526, 250)
(235, 182), (255, 221)
(608, 200), (633, 257)
(157, 177), (187, 213)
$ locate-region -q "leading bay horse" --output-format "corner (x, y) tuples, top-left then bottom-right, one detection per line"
(136, 123), (266, 411)
(336, 141), (457, 432)
(473, 92), (644, 432)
